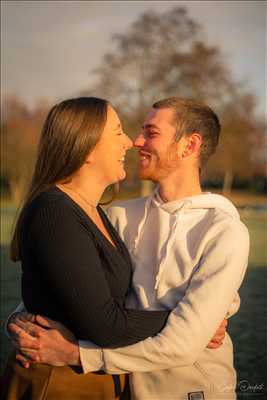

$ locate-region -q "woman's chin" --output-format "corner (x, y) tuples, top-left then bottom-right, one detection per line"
(109, 171), (126, 185)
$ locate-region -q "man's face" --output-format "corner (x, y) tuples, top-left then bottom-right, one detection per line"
(134, 108), (180, 182)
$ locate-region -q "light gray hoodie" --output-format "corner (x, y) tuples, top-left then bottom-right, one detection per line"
(80, 190), (249, 399)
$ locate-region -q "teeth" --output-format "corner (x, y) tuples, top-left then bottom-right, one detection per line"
(140, 152), (150, 157)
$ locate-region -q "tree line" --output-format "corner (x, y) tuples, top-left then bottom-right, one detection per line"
(1, 6), (266, 202)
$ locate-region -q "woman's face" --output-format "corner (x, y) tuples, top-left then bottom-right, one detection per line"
(90, 105), (133, 184)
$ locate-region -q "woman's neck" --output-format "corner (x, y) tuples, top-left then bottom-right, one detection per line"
(58, 172), (107, 207)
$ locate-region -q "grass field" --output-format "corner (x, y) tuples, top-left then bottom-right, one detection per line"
(0, 202), (266, 398)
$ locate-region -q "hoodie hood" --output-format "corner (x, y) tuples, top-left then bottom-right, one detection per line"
(153, 186), (240, 219)
(131, 186), (241, 291)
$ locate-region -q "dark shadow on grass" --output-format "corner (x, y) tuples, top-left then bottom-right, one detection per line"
(228, 265), (267, 399)
(0, 245), (21, 373)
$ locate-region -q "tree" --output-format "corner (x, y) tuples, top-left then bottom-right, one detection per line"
(90, 8), (232, 123)
(84, 6), (266, 192)
(1, 96), (50, 203)
(205, 93), (267, 193)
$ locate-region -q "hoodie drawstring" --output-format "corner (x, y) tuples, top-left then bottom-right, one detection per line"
(154, 202), (189, 290)
(130, 195), (153, 258)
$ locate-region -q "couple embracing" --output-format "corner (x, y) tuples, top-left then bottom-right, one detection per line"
(3, 97), (249, 400)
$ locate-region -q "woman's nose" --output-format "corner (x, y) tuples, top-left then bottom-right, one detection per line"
(124, 133), (133, 150)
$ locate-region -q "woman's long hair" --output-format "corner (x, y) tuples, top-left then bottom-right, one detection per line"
(10, 97), (108, 261)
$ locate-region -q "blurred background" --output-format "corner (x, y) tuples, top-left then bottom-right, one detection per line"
(1, 1), (266, 398)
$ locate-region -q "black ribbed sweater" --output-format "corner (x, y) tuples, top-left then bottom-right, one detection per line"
(19, 187), (169, 347)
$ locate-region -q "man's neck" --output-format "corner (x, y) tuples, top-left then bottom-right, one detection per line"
(157, 169), (202, 203)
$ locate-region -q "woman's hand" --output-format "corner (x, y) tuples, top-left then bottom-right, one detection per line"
(8, 313), (80, 368)
(207, 318), (228, 349)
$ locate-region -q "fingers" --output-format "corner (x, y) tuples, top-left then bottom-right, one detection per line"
(207, 319), (228, 350)
(220, 319), (228, 328)
(214, 327), (226, 338)
(9, 323), (41, 350)
(15, 347), (40, 364)
(213, 319), (227, 342)
(16, 353), (31, 368)
(9, 322), (36, 340)
(35, 315), (63, 330)
(11, 319), (44, 338)
(207, 341), (222, 349)
(17, 312), (36, 323)
(35, 315), (57, 329)
(19, 348), (40, 362)
(9, 312), (36, 326)
(217, 325), (226, 334)
(211, 331), (225, 344)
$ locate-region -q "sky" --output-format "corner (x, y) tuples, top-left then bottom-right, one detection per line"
(1, 0), (266, 116)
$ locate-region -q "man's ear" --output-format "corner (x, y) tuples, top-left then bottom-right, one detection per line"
(182, 133), (202, 158)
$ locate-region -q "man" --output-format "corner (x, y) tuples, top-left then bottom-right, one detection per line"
(9, 98), (249, 399)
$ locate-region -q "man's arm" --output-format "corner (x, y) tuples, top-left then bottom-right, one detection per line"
(79, 221), (249, 373)
(8, 307), (227, 369)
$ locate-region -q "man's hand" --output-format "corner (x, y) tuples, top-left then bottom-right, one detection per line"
(8, 313), (80, 368)
(207, 319), (228, 349)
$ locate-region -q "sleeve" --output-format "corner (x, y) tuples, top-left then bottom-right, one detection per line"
(29, 201), (169, 347)
(79, 221), (249, 373)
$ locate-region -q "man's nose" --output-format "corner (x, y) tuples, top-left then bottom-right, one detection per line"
(134, 132), (145, 147)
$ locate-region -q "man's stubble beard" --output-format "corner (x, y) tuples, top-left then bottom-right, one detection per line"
(138, 145), (180, 182)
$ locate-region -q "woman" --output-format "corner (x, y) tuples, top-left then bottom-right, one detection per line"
(2, 97), (171, 399)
